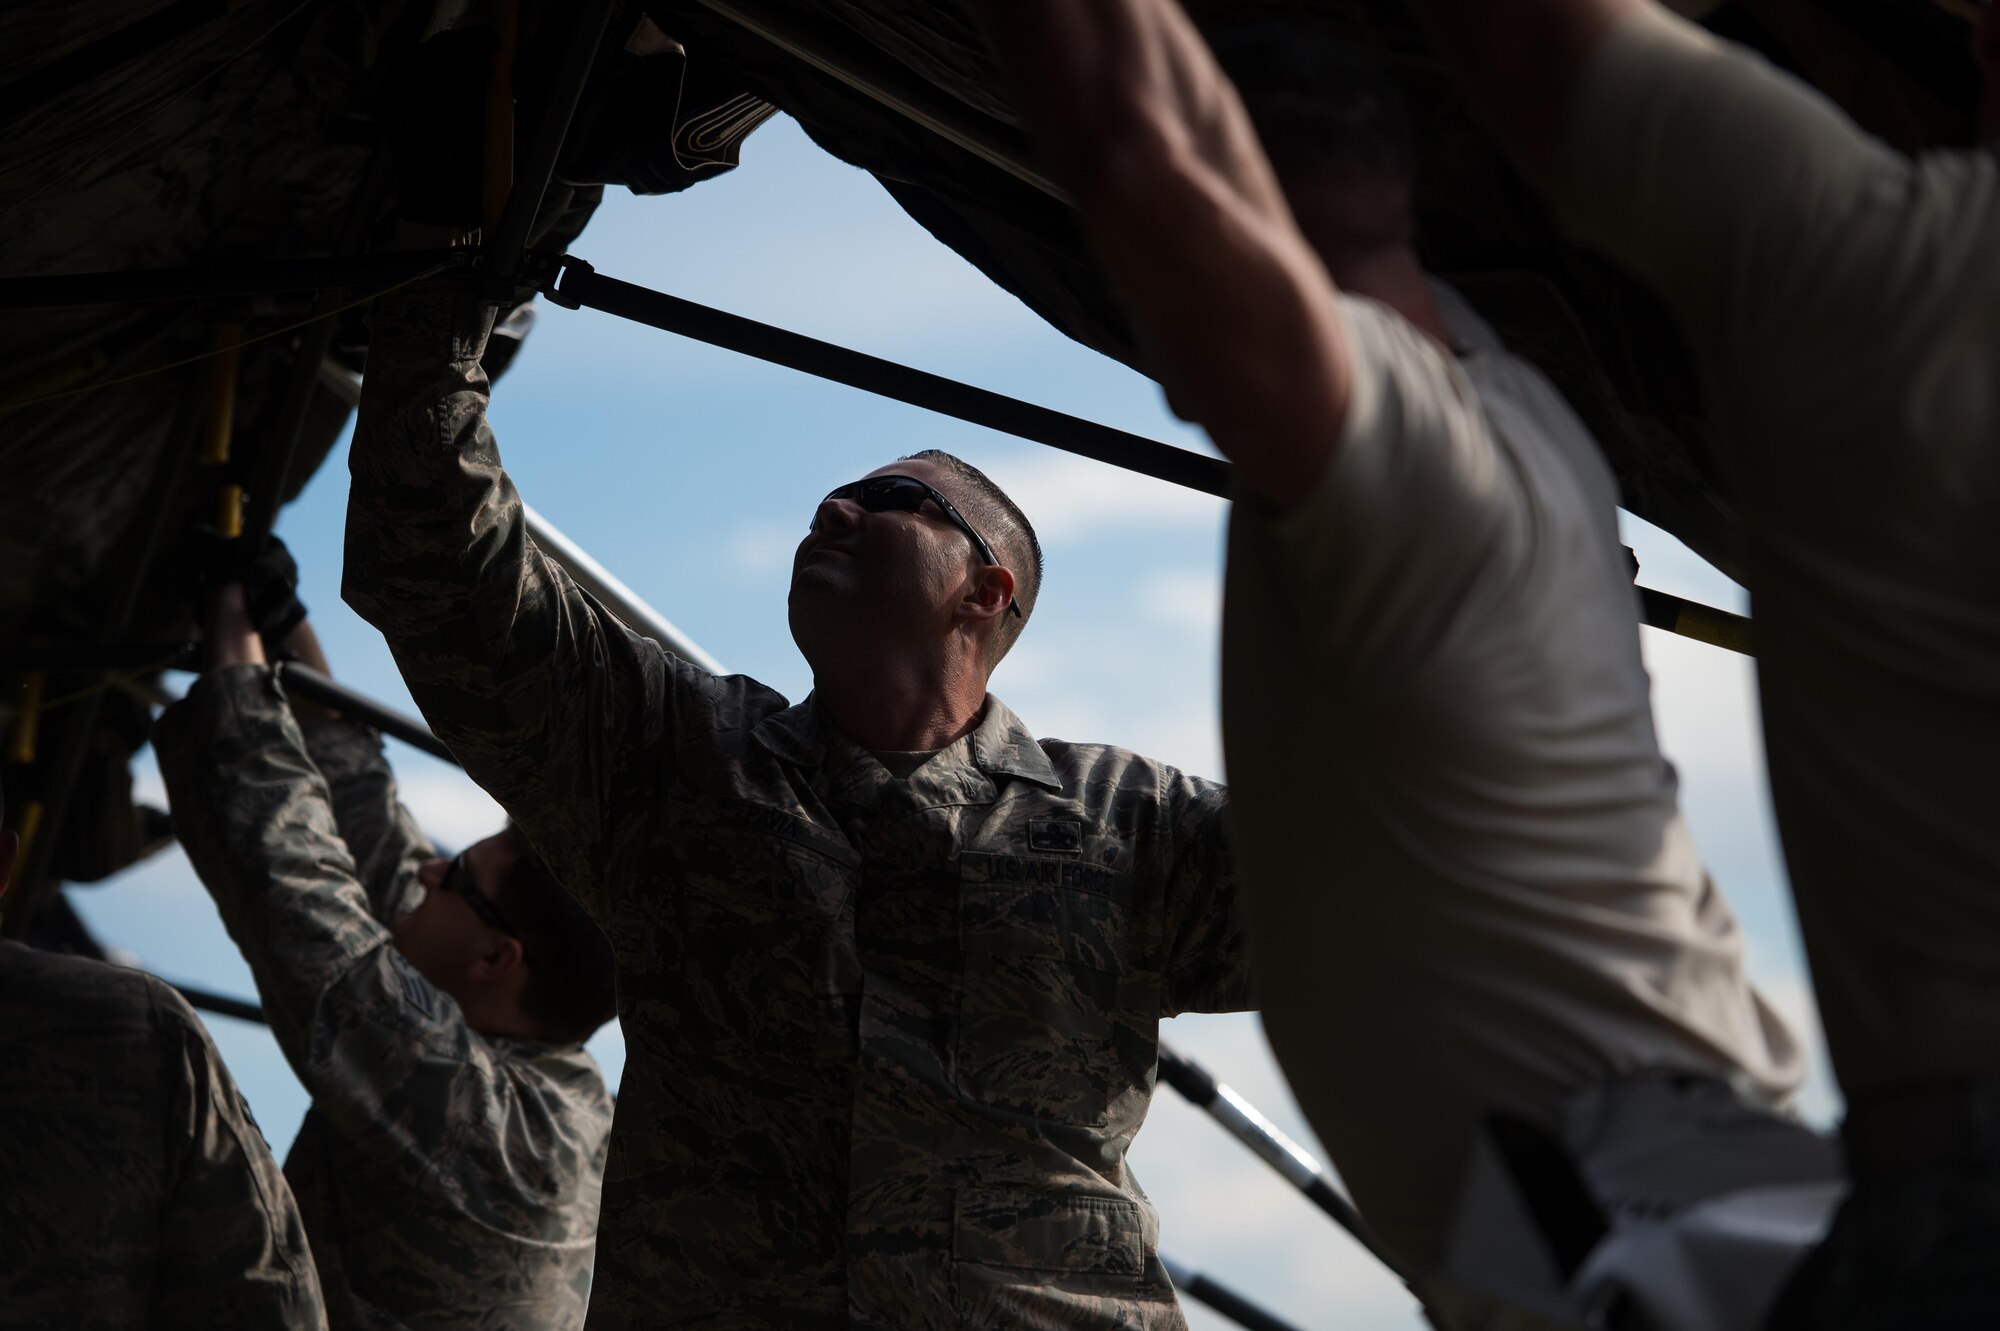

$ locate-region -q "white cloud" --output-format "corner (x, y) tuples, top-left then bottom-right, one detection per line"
(726, 520), (800, 577)
(981, 450), (1225, 545)
(550, 118), (1058, 365)
(1141, 567), (1223, 632)
(394, 766), (508, 853)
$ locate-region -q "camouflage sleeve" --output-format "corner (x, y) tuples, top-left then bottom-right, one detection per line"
(342, 277), (696, 924)
(154, 665), (502, 1160)
(1159, 774), (1254, 1015)
(149, 977), (330, 1331)
(303, 719), (433, 924)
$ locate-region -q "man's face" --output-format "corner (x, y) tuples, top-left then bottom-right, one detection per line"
(787, 458), (995, 665)
(393, 831), (519, 992)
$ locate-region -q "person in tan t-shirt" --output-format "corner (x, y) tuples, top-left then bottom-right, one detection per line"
(970, 0), (1804, 1294)
(1386, 0), (2000, 1323)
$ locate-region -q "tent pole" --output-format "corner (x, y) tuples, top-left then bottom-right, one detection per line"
(543, 258), (1231, 497)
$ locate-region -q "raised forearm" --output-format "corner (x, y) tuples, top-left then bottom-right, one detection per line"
(971, 0), (1352, 507)
(153, 667), (393, 1067)
(304, 718), (432, 923)
(343, 282), (569, 811)
(344, 280), (681, 915)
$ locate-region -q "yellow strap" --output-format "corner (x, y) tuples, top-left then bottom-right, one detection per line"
(6, 673), (44, 766)
(198, 321), (243, 465)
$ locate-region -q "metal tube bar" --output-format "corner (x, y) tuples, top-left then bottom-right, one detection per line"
(523, 505), (728, 674)
(1157, 1043), (1404, 1277)
(549, 260), (1234, 497)
(544, 258), (1753, 658)
(1638, 586), (1752, 656)
(275, 663), (458, 764)
(1160, 1255), (1312, 1331)
(0, 250), (465, 312)
(172, 982), (267, 1025)
(687, 0), (1066, 203)
(484, 0), (620, 280)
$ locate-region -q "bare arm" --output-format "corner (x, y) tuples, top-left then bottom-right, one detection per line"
(971, 0), (1353, 509)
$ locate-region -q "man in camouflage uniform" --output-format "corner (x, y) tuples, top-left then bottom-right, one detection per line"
(152, 582), (617, 1331)
(0, 780), (328, 1329)
(343, 242), (1249, 1323)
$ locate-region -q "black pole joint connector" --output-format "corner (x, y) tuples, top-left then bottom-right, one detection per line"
(536, 253), (592, 310)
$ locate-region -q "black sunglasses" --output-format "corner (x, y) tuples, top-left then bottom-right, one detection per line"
(814, 474), (1023, 619)
(440, 851), (522, 942)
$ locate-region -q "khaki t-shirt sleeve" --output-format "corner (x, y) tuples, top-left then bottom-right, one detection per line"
(1241, 297), (1522, 686)
(1549, 5), (1918, 431)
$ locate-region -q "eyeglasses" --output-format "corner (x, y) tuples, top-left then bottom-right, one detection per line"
(440, 851), (521, 941)
(814, 474), (1023, 619)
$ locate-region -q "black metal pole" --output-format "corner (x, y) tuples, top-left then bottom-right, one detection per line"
(1161, 1255), (1312, 1331)
(484, 0), (620, 281)
(546, 260), (1235, 498)
(0, 251), (465, 312)
(275, 663), (457, 764)
(1157, 1044), (1405, 1277)
(1637, 586), (1752, 656)
(173, 982), (267, 1025)
(546, 258), (1753, 654)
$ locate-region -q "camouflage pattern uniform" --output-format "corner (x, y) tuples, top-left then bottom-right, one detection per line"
(152, 667), (614, 1331)
(0, 940), (327, 1330)
(343, 281), (1252, 1329)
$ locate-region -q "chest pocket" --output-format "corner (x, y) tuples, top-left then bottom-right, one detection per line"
(666, 795), (860, 1068)
(954, 853), (1161, 1129)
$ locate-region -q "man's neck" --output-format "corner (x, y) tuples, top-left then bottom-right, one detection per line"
(814, 651), (989, 753)
(1327, 244), (1454, 351)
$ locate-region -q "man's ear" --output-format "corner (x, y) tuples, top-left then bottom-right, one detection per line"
(470, 933), (525, 981)
(0, 830), (17, 901)
(961, 565), (1017, 624)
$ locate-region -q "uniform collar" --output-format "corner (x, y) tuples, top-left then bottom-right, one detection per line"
(751, 693), (1062, 792)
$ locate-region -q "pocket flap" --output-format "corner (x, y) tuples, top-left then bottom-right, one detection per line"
(953, 1187), (1147, 1276)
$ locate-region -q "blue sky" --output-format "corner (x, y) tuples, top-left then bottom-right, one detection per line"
(72, 115), (1832, 1330)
